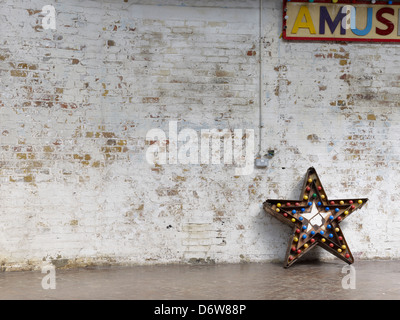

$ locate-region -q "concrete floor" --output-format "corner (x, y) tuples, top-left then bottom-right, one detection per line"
(0, 260), (399, 300)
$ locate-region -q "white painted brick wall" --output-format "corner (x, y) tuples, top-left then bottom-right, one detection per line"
(0, 0), (397, 270)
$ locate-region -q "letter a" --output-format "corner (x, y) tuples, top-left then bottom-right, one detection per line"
(41, 265), (56, 289)
(292, 6), (316, 34)
(145, 128), (167, 165)
(341, 265), (356, 290)
(42, 5), (56, 30)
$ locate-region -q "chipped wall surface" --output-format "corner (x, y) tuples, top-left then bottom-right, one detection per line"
(0, 0), (398, 270)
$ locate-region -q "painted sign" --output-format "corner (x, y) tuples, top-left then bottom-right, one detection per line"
(283, 0), (400, 42)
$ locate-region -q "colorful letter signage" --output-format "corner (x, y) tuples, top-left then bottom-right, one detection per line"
(283, 0), (400, 42)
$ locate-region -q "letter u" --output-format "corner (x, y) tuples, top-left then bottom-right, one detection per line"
(351, 7), (373, 36)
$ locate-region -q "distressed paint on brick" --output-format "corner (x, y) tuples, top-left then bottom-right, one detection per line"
(0, 0), (396, 270)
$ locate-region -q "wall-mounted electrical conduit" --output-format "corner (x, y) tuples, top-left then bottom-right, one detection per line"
(255, 0), (274, 168)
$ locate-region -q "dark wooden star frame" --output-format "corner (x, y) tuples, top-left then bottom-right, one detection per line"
(263, 167), (368, 268)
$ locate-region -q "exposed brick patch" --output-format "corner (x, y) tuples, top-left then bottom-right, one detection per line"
(142, 97), (160, 103)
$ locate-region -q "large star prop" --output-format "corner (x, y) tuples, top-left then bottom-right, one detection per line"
(263, 167), (368, 268)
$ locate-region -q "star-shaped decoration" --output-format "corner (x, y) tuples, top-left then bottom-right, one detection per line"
(263, 167), (368, 268)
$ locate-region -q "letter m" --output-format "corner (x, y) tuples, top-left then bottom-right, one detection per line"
(319, 6), (346, 35)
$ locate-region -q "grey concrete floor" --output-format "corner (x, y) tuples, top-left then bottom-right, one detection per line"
(0, 260), (399, 300)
